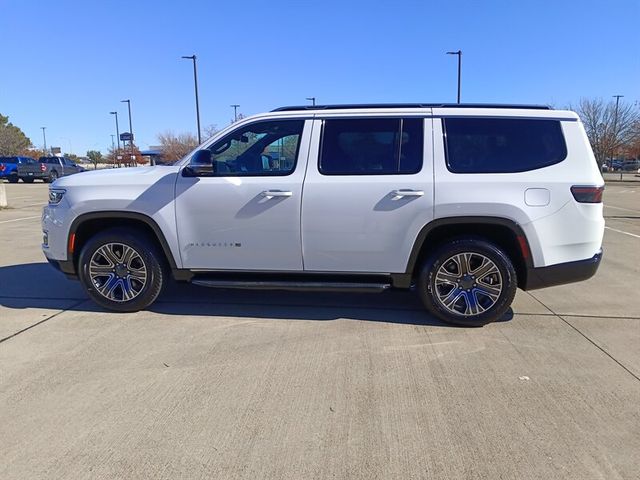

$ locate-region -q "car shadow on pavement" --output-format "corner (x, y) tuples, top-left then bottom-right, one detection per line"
(0, 263), (513, 327)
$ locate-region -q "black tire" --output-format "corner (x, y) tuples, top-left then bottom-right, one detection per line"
(47, 170), (59, 183)
(8, 174), (18, 183)
(417, 237), (517, 327)
(78, 228), (166, 312)
(22, 177), (34, 183)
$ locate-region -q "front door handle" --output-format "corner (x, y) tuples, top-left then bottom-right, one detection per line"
(262, 190), (293, 198)
(392, 189), (424, 197)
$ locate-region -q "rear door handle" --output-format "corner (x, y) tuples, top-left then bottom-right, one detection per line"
(392, 189), (424, 197)
(262, 190), (293, 198)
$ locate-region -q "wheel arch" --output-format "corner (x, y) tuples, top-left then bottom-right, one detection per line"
(401, 216), (533, 289)
(67, 211), (182, 278)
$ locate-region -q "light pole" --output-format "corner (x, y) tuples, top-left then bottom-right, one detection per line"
(121, 99), (133, 166)
(306, 97), (316, 106)
(182, 55), (202, 144)
(110, 134), (115, 152)
(110, 111), (121, 154)
(446, 50), (462, 104)
(231, 104), (240, 122)
(41, 127), (47, 153)
(612, 94), (624, 179)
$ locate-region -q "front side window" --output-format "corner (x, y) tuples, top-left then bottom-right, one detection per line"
(444, 117), (567, 173)
(319, 118), (423, 175)
(205, 120), (304, 176)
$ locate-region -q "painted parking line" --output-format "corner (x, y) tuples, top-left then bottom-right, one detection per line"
(604, 204), (640, 214)
(605, 226), (640, 239)
(0, 215), (41, 224)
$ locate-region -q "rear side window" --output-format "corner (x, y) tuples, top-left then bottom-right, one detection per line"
(1, 157), (18, 164)
(444, 118), (567, 173)
(320, 118), (423, 175)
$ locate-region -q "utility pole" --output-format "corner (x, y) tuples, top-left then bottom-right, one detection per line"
(612, 94), (624, 180)
(446, 50), (462, 104)
(182, 55), (202, 144)
(231, 104), (240, 122)
(41, 127), (47, 153)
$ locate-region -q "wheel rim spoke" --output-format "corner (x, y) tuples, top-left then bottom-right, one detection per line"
(471, 258), (499, 280)
(89, 242), (147, 303)
(435, 271), (460, 285)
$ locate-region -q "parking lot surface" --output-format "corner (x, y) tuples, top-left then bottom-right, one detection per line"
(1, 182), (639, 479)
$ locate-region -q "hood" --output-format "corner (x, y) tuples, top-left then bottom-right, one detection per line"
(53, 165), (181, 188)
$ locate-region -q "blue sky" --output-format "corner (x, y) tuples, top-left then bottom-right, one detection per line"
(1, 0), (639, 155)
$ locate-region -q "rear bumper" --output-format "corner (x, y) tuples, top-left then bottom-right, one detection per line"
(523, 250), (602, 290)
(20, 172), (48, 179)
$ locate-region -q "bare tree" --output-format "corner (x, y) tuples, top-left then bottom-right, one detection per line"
(157, 131), (199, 163)
(203, 124), (219, 142)
(572, 98), (639, 167)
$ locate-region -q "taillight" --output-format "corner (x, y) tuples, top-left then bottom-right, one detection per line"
(571, 185), (604, 203)
(0, 163), (5, 172)
(40, 163), (47, 172)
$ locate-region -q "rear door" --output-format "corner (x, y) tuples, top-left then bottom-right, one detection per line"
(301, 115), (434, 273)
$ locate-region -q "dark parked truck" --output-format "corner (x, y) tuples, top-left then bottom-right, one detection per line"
(38, 157), (84, 182)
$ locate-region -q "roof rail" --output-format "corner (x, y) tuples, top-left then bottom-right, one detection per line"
(272, 103), (552, 112)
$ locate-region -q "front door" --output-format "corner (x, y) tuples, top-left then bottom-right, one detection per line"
(175, 118), (312, 270)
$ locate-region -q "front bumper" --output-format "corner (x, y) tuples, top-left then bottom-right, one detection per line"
(522, 250), (603, 290)
(46, 257), (78, 279)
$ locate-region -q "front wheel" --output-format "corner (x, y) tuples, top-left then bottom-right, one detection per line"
(78, 229), (166, 312)
(418, 238), (517, 327)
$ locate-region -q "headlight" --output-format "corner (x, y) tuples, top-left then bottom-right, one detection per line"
(48, 189), (66, 205)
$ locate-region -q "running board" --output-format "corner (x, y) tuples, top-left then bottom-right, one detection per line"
(191, 279), (391, 293)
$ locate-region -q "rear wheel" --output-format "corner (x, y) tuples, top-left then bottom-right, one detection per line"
(418, 237), (517, 327)
(78, 229), (166, 312)
(8, 174), (18, 183)
(22, 177), (34, 183)
(47, 170), (59, 183)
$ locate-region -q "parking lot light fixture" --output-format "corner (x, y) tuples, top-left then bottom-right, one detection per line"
(110, 112), (121, 153)
(231, 104), (240, 122)
(306, 97), (316, 106)
(182, 55), (202, 144)
(446, 50), (462, 104)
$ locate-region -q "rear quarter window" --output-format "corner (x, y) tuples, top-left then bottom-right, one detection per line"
(444, 117), (567, 173)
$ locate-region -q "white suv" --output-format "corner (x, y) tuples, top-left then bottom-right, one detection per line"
(42, 104), (605, 326)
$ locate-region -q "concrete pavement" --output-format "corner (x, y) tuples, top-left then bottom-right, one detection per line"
(0, 182), (638, 479)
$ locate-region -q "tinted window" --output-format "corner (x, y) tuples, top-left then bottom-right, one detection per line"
(444, 118), (567, 173)
(320, 118), (423, 175)
(1, 157), (18, 164)
(204, 120), (304, 176)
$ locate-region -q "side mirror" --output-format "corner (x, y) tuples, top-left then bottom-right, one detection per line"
(183, 149), (213, 177)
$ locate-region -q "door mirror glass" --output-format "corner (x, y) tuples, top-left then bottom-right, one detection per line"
(184, 149), (213, 176)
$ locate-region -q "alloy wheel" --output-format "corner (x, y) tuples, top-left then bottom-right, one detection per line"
(433, 252), (503, 316)
(89, 243), (148, 302)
